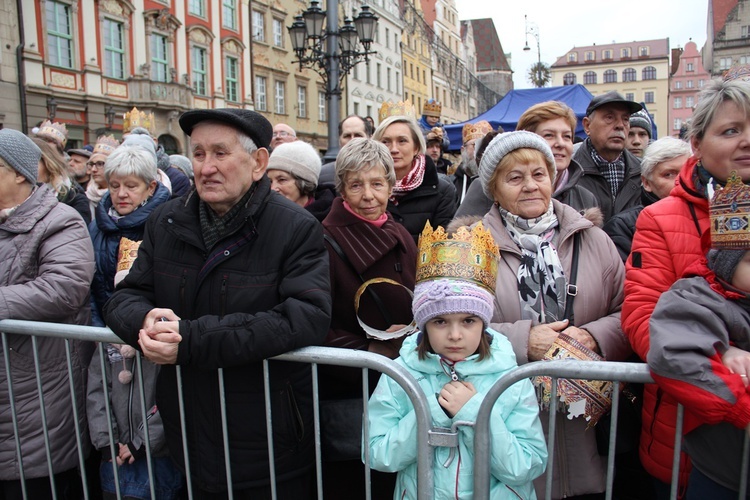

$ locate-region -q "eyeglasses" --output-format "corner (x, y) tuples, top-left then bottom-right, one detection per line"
(272, 131), (294, 138)
(86, 161), (106, 169)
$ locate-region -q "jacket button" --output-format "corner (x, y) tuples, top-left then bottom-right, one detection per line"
(167, 218), (173, 223)
(224, 250), (230, 256)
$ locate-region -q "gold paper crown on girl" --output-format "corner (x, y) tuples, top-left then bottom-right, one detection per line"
(123, 107), (155, 135)
(416, 221), (499, 293)
(378, 101), (417, 122)
(93, 134), (120, 156)
(422, 99), (442, 118)
(37, 120), (68, 148)
(710, 171), (750, 249)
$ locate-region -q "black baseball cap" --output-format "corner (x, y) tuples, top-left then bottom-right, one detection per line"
(179, 108), (273, 149)
(586, 91), (643, 117)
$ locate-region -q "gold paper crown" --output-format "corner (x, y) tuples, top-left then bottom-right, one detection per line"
(378, 101), (417, 122)
(462, 120), (493, 144)
(416, 221), (499, 293)
(93, 134), (120, 156)
(710, 171), (750, 249)
(422, 99), (442, 118)
(123, 107), (155, 135)
(116, 237), (142, 274)
(36, 120), (68, 148)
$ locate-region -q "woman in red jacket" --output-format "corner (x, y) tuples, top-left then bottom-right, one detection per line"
(623, 78), (750, 497)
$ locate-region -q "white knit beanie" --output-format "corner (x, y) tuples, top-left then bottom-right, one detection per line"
(478, 130), (556, 199)
(267, 141), (322, 186)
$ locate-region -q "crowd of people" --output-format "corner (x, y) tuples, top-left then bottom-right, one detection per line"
(1, 68), (750, 500)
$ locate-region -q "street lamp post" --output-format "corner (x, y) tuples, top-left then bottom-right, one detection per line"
(288, 1), (378, 161)
(523, 15), (542, 87)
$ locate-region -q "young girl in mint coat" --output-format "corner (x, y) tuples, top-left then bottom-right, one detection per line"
(366, 272), (548, 499)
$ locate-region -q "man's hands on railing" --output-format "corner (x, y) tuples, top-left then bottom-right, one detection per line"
(138, 308), (182, 365)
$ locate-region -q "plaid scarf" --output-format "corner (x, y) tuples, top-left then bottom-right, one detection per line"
(587, 138), (625, 200)
(390, 154), (426, 203)
(199, 184), (256, 250)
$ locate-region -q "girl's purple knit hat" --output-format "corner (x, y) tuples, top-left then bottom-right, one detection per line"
(412, 279), (494, 332)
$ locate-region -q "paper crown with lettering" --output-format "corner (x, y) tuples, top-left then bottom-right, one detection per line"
(416, 221), (499, 293)
(36, 120), (68, 148)
(123, 107), (155, 135)
(93, 134), (120, 156)
(422, 99), (442, 118)
(710, 171), (750, 249)
(378, 101), (417, 122)
(462, 120), (493, 145)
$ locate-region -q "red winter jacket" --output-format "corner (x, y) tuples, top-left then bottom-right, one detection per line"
(622, 156), (707, 489)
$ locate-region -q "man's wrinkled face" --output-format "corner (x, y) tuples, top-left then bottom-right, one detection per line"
(339, 117), (368, 147)
(583, 104), (631, 161)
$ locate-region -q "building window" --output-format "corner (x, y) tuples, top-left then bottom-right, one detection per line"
(639, 46), (649, 57)
(720, 57), (733, 70)
(567, 52), (577, 63)
(273, 19), (284, 47)
(192, 46), (207, 95)
(625, 93), (634, 101)
(644, 91), (654, 104)
(353, 102), (360, 116)
(365, 64), (371, 84)
(603, 69), (617, 83)
(686, 62), (694, 72)
(222, 0), (237, 30)
(376, 63), (382, 88)
(602, 49), (613, 60)
(642, 66), (656, 80)
(742, 25), (749, 38)
(318, 91), (326, 121)
(367, 105), (372, 119)
(395, 71), (400, 94)
(385, 27), (390, 49)
(585, 51), (595, 62)
(151, 34), (169, 82)
(742, 56), (750, 65)
(253, 11), (265, 42)
(104, 19), (125, 79)
(387, 67), (391, 91)
(563, 73), (576, 85)
(621, 47), (631, 58)
(675, 81), (682, 89)
(188, 0), (204, 17)
(583, 71), (597, 84)
(46, 1), (74, 68)
(225, 56), (238, 102)
(297, 86), (307, 118)
(275, 81), (285, 114)
(699, 79), (705, 88)
(686, 96), (694, 108)
(255, 76), (267, 111)
(622, 68), (636, 82)
(674, 97), (682, 109)
(674, 118), (682, 130)
(687, 80), (694, 88)
(353, 63), (358, 80)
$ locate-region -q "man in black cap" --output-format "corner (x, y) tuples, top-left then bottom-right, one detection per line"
(574, 91), (643, 222)
(104, 108), (332, 498)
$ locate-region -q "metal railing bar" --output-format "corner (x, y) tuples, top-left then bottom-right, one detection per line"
(31, 335), (57, 500)
(64, 339), (88, 500)
(3, 332), (27, 498)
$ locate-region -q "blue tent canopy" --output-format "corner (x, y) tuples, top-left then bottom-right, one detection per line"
(445, 84), (595, 151)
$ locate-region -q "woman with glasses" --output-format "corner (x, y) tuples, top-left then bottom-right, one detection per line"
(86, 153), (109, 219)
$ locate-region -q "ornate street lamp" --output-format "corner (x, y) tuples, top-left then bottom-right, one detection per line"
(46, 96), (58, 120)
(105, 105), (116, 130)
(289, 1), (378, 161)
(523, 15), (544, 88)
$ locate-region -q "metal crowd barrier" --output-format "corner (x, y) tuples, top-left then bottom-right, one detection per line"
(4, 319), (749, 500)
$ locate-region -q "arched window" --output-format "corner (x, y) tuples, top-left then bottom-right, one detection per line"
(603, 69), (617, 83)
(642, 66), (656, 80)
(622, 68), (636, 82)
(563, 73), (577, 85)
(583, 71), (597, 85)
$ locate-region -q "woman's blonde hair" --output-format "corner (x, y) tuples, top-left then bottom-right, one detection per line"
(31, 137), (71, 198)
(373, 116), (427, 155)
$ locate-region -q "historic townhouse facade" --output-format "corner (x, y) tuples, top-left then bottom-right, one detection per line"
(400, 0), (432, 118)
(670, 41), (710, 137)
(551, 38), (670, 137)
(703, 0), (750, 76)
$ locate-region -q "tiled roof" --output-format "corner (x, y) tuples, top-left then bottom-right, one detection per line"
(470, 18), (511, 71)
(711, 0), (739, 37)
(551, 38), (669, 67)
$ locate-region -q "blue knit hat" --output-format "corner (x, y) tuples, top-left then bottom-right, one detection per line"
(412, 279), (494, 333)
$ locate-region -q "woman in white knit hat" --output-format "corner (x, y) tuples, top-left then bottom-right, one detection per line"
(478, 130), (629, 499)
(267, 140), (336, 221)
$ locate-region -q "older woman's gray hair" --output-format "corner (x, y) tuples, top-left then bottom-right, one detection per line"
(372, 116), (427, 155)
(335, 138), (396, 193)
(689, 79), (750, 141)
(640, 137), (692, 180)
(104, 145), (159, 184)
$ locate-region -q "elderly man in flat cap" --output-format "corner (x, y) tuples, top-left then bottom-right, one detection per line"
(104, 109), (332, 498)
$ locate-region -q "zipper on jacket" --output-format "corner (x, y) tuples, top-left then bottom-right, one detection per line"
(219, 274), (228, 318)
(440, 358), (460, 381)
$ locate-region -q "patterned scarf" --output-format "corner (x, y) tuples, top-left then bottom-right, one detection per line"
(390, 154), (426, 203)
(691, 160), (719, 200)
(199, 183), (256, 250)
(587, 138), (625, 200)
(499, 203), (567, 323)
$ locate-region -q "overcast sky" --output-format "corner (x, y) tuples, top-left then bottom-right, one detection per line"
(456, 0), (710, 89)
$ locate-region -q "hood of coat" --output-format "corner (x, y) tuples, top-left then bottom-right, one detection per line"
(671, 156), (707, 208)
(0, 184), (58, 234)
(398, 328), (518, 378)
(95, 181), (171, 233)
